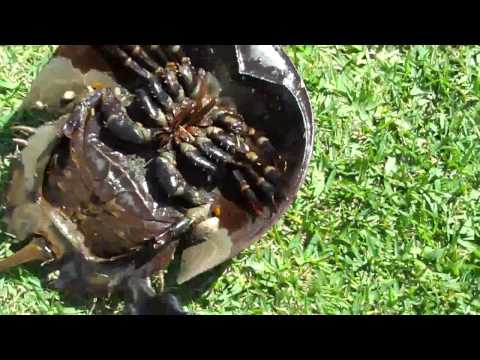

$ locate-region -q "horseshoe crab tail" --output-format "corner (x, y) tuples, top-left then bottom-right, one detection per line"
(0, 237), (54, 273)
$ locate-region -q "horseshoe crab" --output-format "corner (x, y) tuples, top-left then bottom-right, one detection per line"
(0, 45), (314, 314)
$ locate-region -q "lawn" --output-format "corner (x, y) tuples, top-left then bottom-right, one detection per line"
(1, 45), (480, 314)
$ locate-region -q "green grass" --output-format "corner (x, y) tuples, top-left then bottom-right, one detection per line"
(2, 45), (480, 314)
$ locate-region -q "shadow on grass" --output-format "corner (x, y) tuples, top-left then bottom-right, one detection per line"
(0, 108), (229, 315)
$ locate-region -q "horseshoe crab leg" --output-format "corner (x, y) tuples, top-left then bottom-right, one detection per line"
(0, 237), (54, 273)
(11, 126), (36, 148)
(11, 125), (37, 135)
(12, 138), (29, 148)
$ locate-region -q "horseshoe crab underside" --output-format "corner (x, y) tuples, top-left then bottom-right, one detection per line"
(0, 45), (314, 315)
